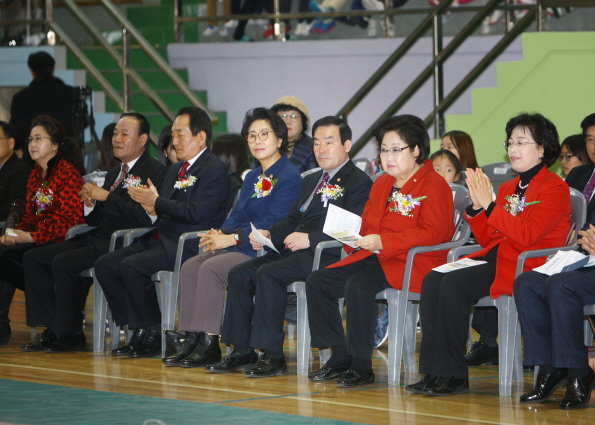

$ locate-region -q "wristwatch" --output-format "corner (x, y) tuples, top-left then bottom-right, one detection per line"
(234, 234), (240, 244)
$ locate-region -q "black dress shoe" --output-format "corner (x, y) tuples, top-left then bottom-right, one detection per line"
(245, 353), (287, 378)
(308, 361), (351, 382)
(405, 374), (438, 394)
(164, 329), (185, 357)
(111, 327), (146, 356)
(128, 328), (161, 358)
(163, 331), (199, 366)
(520, 367), (568, 403)
(44, 332), (86, 352)
(559, 367), (595, 410)
(22, 328), (57, 352)
(180, 333), (222, 368)
(424, 376), (469, 396)
(205, 349), (258, 373)
(465, 341), (498, 366)
(336, 369), (375, 388)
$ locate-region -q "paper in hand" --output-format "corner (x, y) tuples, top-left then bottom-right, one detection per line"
(433, 258), (488, 273)
(5, 228), (17, 237)
(250, 222), (279, 253)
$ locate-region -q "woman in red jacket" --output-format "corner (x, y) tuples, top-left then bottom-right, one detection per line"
(0, 115), (84, 345)
(408, 113), (571, 396)
(306, 115), (455, 387)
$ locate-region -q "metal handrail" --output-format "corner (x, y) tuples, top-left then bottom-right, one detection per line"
(97, 0), (218, 125)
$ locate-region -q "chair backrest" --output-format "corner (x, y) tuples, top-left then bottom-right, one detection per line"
(567, 187), (588, 245)
(301, 167), (321, 178)
(448, 183), (471, 239)
(82, 170), (107, 187)
(353, 157), (371, 175)
(371, 170), (386, 181)
(482, 162), (518, 191)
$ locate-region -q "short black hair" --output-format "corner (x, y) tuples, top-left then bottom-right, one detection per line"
(312, 116), (352, 145)
(0, 121), (16, 140)
(157, 124), (173, 166)
(561, 134), (591, 164)
(176, 106), (212, 145)
(241, 107), (289, 154)
(270, 103), (309, 133)
(27, 51), (55, 78)
(581, 113), (595, 133)
(374, 115), (429, 164)
(430, 149), (462, 174)
(210, 134), (250, 174)
(505, 113), (559, 168)
(120, 112), (150, 137)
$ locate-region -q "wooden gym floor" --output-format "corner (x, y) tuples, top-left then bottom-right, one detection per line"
(0, 291), (593, 425)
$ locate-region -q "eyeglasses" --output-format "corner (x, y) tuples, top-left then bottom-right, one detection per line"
(558, 154), (576, 162)
(586, 136), (595, 145)
(377, 146), (410, 156)
(504, 140), (536, 149)
(246, 130), (274, 144)
(26, 136), (52, 145)
(279, 113), (300, 122)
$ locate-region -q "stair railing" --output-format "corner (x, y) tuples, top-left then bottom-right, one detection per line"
(44, 0), (218, 128)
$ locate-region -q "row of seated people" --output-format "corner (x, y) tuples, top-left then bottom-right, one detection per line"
(1, 105), (595, 410)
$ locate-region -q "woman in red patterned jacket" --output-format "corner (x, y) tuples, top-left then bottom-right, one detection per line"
(0, 115), (84, 345)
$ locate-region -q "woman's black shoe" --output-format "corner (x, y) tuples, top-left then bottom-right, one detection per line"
(163, 332), (200, 366)
(180, 333), (221, 368)
(21, 328), (57, 352)
(465, 341), (498, 366)
(520, 367), (568, 403)
(164, 329), (185, 357)
(424, 376), (469, 396)
(0, 311), (10, 345)
(406, 374), (438, 394)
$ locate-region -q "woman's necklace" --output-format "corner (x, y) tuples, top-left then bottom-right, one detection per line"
(518, 180), (529, 190)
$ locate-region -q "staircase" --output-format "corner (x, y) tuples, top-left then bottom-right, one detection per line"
(60, 0), (227, 154)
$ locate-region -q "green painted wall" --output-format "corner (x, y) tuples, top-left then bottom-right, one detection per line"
(443, 32), (595, 175)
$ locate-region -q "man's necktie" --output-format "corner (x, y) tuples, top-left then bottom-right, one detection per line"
(583, 172), (595, 202)
(177, 161), (190, 179)
(314, 171), (330, 194)
(109, 164), (129, 192)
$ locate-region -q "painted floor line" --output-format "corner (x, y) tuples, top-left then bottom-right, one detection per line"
(2, 362), (522, 425)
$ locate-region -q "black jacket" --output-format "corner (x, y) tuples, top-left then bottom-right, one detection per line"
(565, 163), (595, 223)
(0, 153), (31, 221)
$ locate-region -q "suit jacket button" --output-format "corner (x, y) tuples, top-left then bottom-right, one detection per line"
(301, 224), (305, 228)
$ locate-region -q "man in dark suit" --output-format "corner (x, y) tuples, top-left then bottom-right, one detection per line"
(0, 121), (30, 223)
(94, 106), (229, 358)
(22, 112), (166, 352)
(203, 116), (372, 376)
(565, 113), (595, 222)
(10, 51), (75, 160)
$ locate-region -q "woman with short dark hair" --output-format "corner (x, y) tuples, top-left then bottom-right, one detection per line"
(0, 115), (84, 345)
(162, 107), (302, 368)
(305, 115), (455, 387)
(407, 112), (572, 396)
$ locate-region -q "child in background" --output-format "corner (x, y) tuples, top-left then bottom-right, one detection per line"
(431, 149), (463, 185)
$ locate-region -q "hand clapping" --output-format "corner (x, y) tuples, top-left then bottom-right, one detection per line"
(465, 168), (493, 210)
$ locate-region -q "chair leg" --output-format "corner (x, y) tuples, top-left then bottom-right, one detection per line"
(293, 282), (310, 375)
(385, 289), (404, 385)
(403, 303), (418, 373)
(92, 271), (108, 352)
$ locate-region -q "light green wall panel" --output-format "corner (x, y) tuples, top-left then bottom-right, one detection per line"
(446, 32), (595, 175)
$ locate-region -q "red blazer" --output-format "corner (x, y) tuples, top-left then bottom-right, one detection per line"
(328, 160), (455, 293)
(465, 166), (571, 298)
(19, 157), (84, 245)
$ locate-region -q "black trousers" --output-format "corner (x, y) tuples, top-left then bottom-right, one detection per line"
(94, 239), (172, 329)
(419, 262), (496, 379)
(0, 242), (43, 313)
(306, 256), (392, 359)
(220, 249), (307, 352)
(24, 239), (100, 333)
(515, 269), (595, 369)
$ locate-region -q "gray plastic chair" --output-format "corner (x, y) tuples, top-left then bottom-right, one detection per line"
(451, 187), (586, 396)
(288, 240), (346, 375)
(353, 158), (371, 175)
(375, 186), (471, 385)
(482, 162), (518, 192)
(301, 167), (321, 178)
